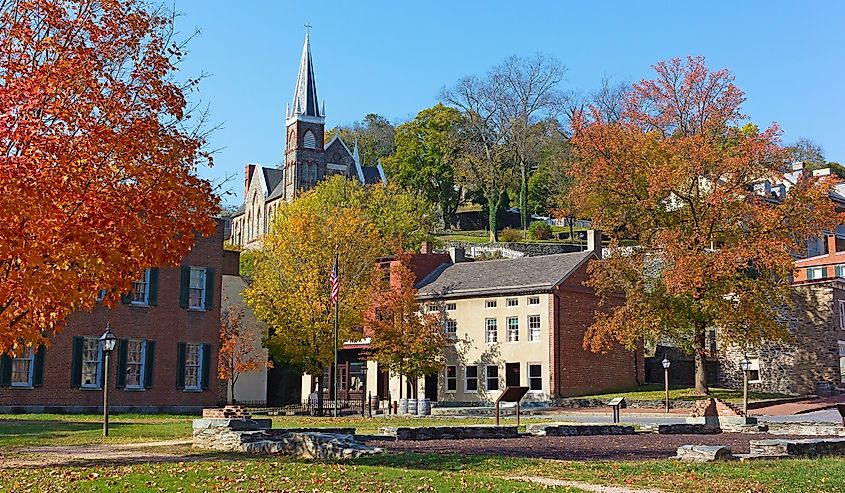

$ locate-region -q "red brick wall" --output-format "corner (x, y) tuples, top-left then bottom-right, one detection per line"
(0, 221), (225, 411)
(550, 261), (644, 397)
(222, 250), (240, 277)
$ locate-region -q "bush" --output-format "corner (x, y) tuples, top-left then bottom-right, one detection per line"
(499, 227), (523, 243)
(528, 221), (553, 240)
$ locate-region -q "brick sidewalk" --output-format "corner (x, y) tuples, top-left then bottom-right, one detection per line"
(753, 395), (845, 416)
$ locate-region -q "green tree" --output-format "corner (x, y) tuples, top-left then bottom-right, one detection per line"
(385, 104), (463, 229)
(327, 113), (395, 165)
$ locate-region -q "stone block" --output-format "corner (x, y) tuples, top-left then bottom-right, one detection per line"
(379, 425), (519, 440)
(526, 423), (635, 436)
(192, 418), (271, 431)
(750, 438), (845, 457)
(658, 424), (721, 435)
(674, 445), (734, 462)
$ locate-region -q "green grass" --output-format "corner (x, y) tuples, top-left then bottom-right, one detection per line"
(3, 452), (845, 492)
(574, 384), (792, 403)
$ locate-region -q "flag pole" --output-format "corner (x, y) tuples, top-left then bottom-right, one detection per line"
(333, 251), (339, 418)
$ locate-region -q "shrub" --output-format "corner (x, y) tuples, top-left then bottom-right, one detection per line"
(499, 227), (523, 243)
(528, 221), (553, 240)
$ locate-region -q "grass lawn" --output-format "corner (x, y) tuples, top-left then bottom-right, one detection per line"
(575, 384), (792, 404)
(3, 452), (845, 492)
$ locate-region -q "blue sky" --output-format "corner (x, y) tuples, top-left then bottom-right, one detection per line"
(174, 1), (845, 206)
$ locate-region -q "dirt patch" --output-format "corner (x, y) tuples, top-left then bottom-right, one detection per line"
(368, 433), (838, 461)
(0, 440), (198, 468)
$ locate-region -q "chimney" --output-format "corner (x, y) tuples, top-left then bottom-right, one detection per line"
(244, 164), (256, 201)
(587, 229), (603, 258)
(448, 246), (465, 264)
(420, 241), (434, 254)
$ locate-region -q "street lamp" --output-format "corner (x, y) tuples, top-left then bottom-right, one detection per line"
(739, 357), (752, 418)
(99, 324), (117, 437)
(661, 358), (671, 413)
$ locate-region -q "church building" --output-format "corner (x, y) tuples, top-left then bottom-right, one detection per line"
(231, 31), (385, 248)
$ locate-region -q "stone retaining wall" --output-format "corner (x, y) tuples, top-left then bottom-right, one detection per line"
(379, 425), (519, 440)
(750, 438), (845, 457)
(658, 424), (721, 435)
(526, 423), (635, 436)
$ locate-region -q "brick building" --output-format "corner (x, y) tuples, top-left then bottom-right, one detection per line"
(0, 221), (228, 413)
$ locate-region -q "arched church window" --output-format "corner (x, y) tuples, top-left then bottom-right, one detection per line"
(303, 130), (317, 149)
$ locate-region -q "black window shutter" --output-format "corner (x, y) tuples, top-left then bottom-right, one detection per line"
(176, 342), (186, 389)
(204, 268), (215, 311)
(32, 345), (45, 387)
(116, 339), (128, 389)
(144, 340), (155, 388)
(120, 291), (132, 304)
(149, 268), (159, 306)
(70, 336), (83, 388)
(0, 354), (11, 387)
(179, 267), (190, 309)
(201, 343), (211, 390)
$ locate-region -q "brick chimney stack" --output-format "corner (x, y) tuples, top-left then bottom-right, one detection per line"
(587, 229), (603, 258)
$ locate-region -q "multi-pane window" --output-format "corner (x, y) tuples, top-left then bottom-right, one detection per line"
(132, 269), (150, 305)
(81, 337), (101, 388)
(485, 300), (497, 309)
(485, 318), (498, 343)
(184, 343), (202, 390)
(465, 366), (478, 392)
(807, 267), (826, 280)
(528, 364), (543, 391)
(189, 268), (207, 310)
(486, 365), (499, 391)
(10, 348), (33, 387)
(836, 265), (845, 278)
(426, 304), (439, 313)
(445, 319), (457, 339)
(528, 315), (541, 341)
(445, 303), (456, 311)
(445, 366), (457, 392)
(507, 317), (519, 342)
(506, 298), (518, 307)
(125, 340), (146, 389)
(528, 296), (540, 305)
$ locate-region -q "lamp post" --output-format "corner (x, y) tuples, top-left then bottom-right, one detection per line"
(740, 357), (751, 418)
(99, 324), (117, 437)
(661, 358), (671, 413)
(361, 363), (369, 417)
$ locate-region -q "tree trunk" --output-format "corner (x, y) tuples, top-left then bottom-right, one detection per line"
(520, 161), (528, 231)
(693, 327), (709, 395)
(412, 377), (418, 399)
(488, 194), (500, 242)
(228, 378), (234, 405)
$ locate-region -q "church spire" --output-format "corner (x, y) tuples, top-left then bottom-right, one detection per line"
(289, 25), (322, 119)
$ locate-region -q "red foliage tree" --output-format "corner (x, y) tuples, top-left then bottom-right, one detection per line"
(0, 0), (218, 351)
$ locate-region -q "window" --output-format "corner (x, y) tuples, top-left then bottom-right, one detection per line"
(839, 341), (845, 383)
(96, 289), (106, 302)
(464, 366), (478, 392)
(837, 264), (845, 278)
(445, 319), (457, 339)
(485, 299), (497, 309)
(528, 315), (541, 341)
(486, 365), (499, 392)
(184, 343), (202, 390)
(446, 366), (457, 392)
(807, 267), (826, 280)
(125, 340), (146, 389)
(528, 364), (543, 391)
(189, 268), (207, 310)
(485, 318), (498, 343)
(81, 337), (102, 388)
(426, 304), (439, 313)
(10, 348), (34, 387)
(131, 269), (151, 305)
(528, 296), (540, 305)
(445, 303), (456, 311)
(506, 298), (518, 307)
(303, 130), (317, 149)
(839, 301), (845, 330)
(507, 317), (519, 342)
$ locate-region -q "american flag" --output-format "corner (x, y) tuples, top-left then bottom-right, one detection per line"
(330, 257), (339, 305)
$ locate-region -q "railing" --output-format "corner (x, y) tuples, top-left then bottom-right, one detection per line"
(243, 398), (368, 416)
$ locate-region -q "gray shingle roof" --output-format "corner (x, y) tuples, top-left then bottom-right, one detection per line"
(361, 166), (381, 185)
(416, 250), (595, 299)
(264, 168), (285, 201)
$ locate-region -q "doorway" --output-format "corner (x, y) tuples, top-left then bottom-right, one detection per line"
(425, 373), (438, 401)
(505, 362), (520, 388)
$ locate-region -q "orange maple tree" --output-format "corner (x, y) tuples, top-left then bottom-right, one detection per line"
(0, 0), (218, 352)
(218, 303), (272, 404)
(568, 57), (843, 393)
(365, 257), (449, 399)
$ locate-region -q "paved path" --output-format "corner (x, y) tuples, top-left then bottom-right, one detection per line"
(509, 476), (664, 493)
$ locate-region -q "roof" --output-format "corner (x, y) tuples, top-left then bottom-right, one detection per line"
(288, 31), (321, 118)
(416, 250), (595, 299)
(361, 166), (381, 185)
(263, 167), (285, 201)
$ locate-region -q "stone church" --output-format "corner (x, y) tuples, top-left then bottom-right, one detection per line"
(230, 31), (385, 248)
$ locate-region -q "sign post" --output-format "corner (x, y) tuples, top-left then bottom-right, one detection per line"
(495, 386), (530, 426)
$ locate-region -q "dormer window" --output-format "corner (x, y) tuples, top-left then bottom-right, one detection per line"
(303, 130), (317, 149)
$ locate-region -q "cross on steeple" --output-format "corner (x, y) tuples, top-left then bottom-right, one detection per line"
(304, 22), (312, 34)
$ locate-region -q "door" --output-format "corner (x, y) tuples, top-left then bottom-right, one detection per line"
(425, 373), (438, 401)
(505, 362), (520, 388)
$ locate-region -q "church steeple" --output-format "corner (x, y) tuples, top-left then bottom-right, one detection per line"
(288, 27), (323, 121)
